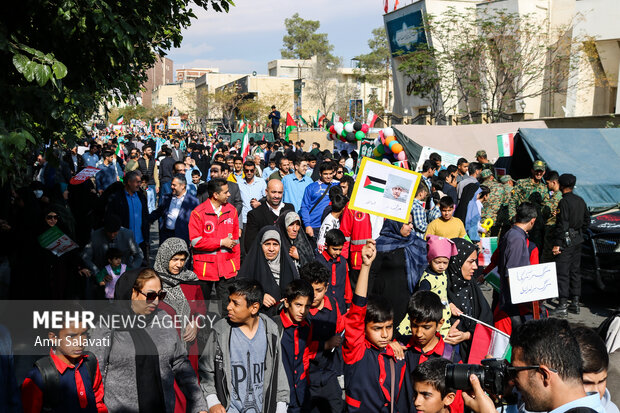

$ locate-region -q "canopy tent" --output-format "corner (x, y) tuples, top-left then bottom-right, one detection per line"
(512, 128), (620, 209)
(393, 121), (547, 169)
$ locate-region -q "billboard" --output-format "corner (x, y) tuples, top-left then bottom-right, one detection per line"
(385, 8), (426, 57)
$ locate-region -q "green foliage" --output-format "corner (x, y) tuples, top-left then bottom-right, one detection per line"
(355, 27), (392, 113)
(0, 0), (233, 185)
(281, 13), (337, 65)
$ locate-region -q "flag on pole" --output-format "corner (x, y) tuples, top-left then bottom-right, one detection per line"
(285, 112), (297, 142)
(299, 115), (308, 126)
(114, 143), (124, 160)
(384, 0), (389, 13)
(116, 115), (124, 125)
(464, 314), (511, 364)
(367, 110), (378, 127)
(240, 124), (250, 160)
(237, 119), (246, 133)
(497, 133), (514, 157)
(317, 110), (326, 127)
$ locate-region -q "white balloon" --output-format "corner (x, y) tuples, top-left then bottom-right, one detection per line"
(374, 137), (381, 146)
(334, 122), (344, 135)
(344, 122), (354, 133)
(383, 127), (394, 137)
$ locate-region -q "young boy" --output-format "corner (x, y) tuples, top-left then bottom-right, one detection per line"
(21, 313), (107, 412)
(317, 191), (348, 253)
(300, 262), (346, 413)
(316, 229), (352, 315)
(275, 279), (316, 413)
(412, 184), (430, 239)
(199, 279), (290, 413)
(343, 239), (410, 412)
(412, 357), (458, 413)
(94, 248), (126, 299)
(573, 327), (620, 413)
(425, 196), (466, 240)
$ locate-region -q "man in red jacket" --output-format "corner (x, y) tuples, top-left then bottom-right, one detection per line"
(189, 178), (240, 312)
(339, 204), (372, 288)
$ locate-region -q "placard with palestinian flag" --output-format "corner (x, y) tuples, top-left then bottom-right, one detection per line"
(497, 133), (514, 157)
(349, 157), (421, 223)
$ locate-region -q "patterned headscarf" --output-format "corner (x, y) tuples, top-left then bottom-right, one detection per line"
(446, 238), (478, 315)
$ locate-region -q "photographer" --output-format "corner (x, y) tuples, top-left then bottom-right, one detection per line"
(462, 318), (604, 413)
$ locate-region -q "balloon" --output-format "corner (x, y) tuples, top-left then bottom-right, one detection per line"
(345, 131), (356, 143)
(355, 130), (365, 141)
(341, 129), (347, 138)
(376, 144), (386, 154)
(326, 133), (333, 141)
(326, 121), (334, 129)
(391, 143), (403, 153)
(383, 127), (395, 137)
(397, 151), (407, 161)
(344, 122), (354, 133)
(334, 122), (344, 136)
(382, 158), (391, 164)
(374, 137), (381, 146)
(361, 124), (369, 133)
(385, 136), (396, 145)
(329, 125), (335, 134)
(388, 140), (396, 149)
(353, 121), (362, 131)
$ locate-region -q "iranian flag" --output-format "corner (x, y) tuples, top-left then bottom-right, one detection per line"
(384, 0), (388, 13)
(478, 237), (498, 267)
(240, 124), (250, 160)
(331, 112), (342, 125)
(285, 112), (297, 142)
(116, 115), (124, 125)
(317, 110), (326, 127)
(299, 115), (309, 126)
(467, 316), (511, 364)
(367, 110), (378, 127)
(363, 175), (386, 193)
(237, 119), (246, 133)
(497, 133), (514, 157)
(114, 142), (124, 160)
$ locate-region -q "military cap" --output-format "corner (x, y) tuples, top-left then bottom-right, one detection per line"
(481, 169), (493, 179)
(476, 149), (487, 158)
(532, 160), (546, 171)
(499, 175), (513, 184)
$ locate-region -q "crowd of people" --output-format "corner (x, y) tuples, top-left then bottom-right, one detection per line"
(0, 128), (617, 413)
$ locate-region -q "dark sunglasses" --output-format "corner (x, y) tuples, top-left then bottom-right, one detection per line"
(46, 215), (58, 220)
(243, 169), (255, 173)
(134, 289), (167, 302)
(507, 365), (557, 380)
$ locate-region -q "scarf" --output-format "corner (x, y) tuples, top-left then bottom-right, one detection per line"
(153, 237), (198, 325)
(276, 211), (315, 268)
(114, 269), (166, 413)
(375, 219), (427, 293)
(262, 230), (282, 283)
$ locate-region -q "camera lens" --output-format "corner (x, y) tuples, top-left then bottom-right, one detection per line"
(445, 364), (486, 391)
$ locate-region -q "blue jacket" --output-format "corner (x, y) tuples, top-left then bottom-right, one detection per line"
(299, 181), (334, 229)
(149, 191), (199, 246)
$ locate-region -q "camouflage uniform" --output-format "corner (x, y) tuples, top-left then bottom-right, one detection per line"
(508, 177), (549, 249)
(481, 176), (508, 230)
(541, 190), (563, 262)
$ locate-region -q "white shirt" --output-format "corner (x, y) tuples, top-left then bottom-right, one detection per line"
(317, 214), (341, 252)
(165, 192), (186, 229)
(267, 202), (285, 217)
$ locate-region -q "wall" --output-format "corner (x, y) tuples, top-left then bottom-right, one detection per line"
(141, 56), (174, 107)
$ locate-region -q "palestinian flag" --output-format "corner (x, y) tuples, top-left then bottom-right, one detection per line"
(285, 112), (297, 142)
(240, 124), (250, 160)
(367, 110), (378, 127)
(116, 115), (124, 125)
(299, 115), (308, 126)
(497, 133), (514, 157)
(363, 175), (386, 193)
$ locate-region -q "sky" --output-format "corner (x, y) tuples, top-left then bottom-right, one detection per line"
(166, 0), (391, 76)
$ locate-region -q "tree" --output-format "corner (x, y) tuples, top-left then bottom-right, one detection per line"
(306, 57), (341, 115)
(0, 0), (233, 184)
(355, 27), (392, 112)
(281, 13), (337, 65)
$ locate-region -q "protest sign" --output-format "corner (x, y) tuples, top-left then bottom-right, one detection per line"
(37, 226), (78, 257)
(508, 262), (558, 304)
(69, 166), (99, 185)
(349, 157), (421, 223)
(415, 146), (462, 172)
(168, 116), (181, 130)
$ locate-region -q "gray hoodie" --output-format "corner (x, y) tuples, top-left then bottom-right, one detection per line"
(199, 313), (289, 413)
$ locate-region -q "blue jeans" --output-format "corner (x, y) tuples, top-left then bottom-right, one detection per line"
(159, 181), (172, 202)
(147, 184), (156, 213)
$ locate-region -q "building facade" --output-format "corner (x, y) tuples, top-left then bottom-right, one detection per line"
(141, 56), (174, 108)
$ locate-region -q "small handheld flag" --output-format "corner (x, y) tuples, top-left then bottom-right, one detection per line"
(285, 113), (297, 142)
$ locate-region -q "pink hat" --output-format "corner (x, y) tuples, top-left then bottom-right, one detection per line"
(427, 235), (458, 261)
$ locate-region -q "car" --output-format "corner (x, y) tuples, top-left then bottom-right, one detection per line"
(582, 207), (620, 290)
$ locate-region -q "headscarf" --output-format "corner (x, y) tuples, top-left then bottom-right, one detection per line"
(262, 229), (282, 282)
(238, 226), (298, 313)
(375, 219), (427, 293)
(153, 237), (197, 325)
(113, 268), (166, 413)
(276, 211), (315, 268)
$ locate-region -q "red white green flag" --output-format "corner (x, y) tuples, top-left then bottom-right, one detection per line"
(285, 112), (297, 142)
(367, 110), (378, 127)
(478, 236), (498, 267)
(497, 133), (514, 157)
(241, 124), (250, 160)
(317, 110), (326, 127)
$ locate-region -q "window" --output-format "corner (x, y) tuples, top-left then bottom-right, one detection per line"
(167, 97), (173, 106)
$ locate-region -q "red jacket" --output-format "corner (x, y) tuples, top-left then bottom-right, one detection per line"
(339, 204), (372, 271)
(189, 200), (240, 281)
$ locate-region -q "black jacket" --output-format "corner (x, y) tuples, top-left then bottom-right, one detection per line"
(244, 203), (295, 252)
(553, 192), (589, 247)
(159, 156), (176, 184)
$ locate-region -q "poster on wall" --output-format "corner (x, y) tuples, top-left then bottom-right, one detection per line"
(349, 157), (421, 223)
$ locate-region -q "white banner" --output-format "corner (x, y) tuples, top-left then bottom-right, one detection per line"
(508, 262), (558, 304)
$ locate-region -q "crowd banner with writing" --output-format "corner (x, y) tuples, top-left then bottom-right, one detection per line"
(37, 226), (79, 257)
(349, 157), (421, 223)
(415, 146), (462, 172)
(508, 262), (558, 304)
(168, 116), (182, 130)
(69, 166), (99, 185)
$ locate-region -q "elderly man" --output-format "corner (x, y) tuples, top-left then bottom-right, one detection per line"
(149, 174), (199, 246)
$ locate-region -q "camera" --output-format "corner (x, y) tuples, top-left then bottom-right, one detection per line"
(445, 358), (509, 395)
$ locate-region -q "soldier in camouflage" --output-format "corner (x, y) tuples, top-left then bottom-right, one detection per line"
(508, 160), (550, 250)
(541, 171), (563, 262)
(476, 149), (496, 177)
(480, 169), (509, 236)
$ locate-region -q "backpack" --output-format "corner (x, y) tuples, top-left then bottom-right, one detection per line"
(34, 351), (98, 412)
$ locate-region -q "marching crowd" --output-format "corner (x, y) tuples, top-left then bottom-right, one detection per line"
(0, 129), (618, 413)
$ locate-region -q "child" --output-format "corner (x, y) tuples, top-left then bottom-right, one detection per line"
(412, 184), (430, 239)
(412, 357), (458, 413)
(343, 239), (410, 412)
(316, 229), (352, 315)
(21, 312), (107, 412)
(573, 327), (620, 413)
(425, 196), (466, 240)
(94, 248), (126, 300)
(275, 279), (316, 413)
(418, 236), (458, 338)
(317, 191), (348, 253)
(300, 262), (345, 413)
(191, 169), (204, 187)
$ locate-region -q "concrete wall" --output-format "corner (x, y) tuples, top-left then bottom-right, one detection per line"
(141, 56), (174, 108)
(151, 81), (196, 115)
